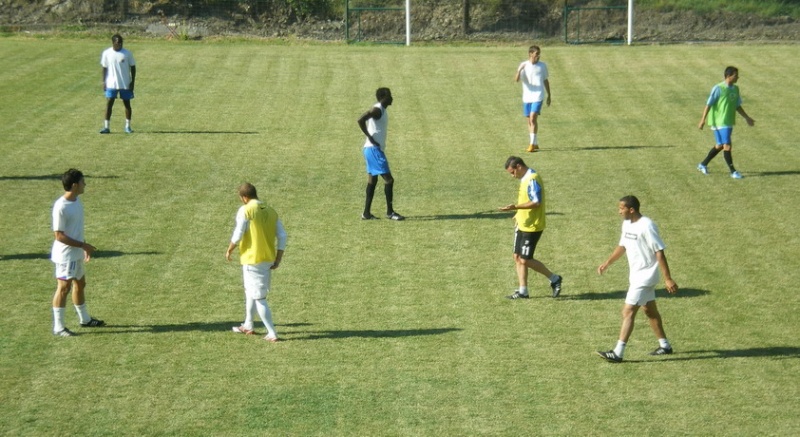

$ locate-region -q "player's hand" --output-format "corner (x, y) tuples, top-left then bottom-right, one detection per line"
(664, 278), (678, 294)
(746, 117), (755, 127)
(499, 204), (515, 212)
(698, 121), (705, 130)
(225, 249), (233, 262)
(597, 263), (609, 275)
(546, 96), (551, 107)
(82, 243), (96, 261)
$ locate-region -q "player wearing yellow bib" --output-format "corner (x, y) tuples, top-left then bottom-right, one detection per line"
(499, 156), (562, 299)
(697, 66), (755, 179)
(226, 183), (287, 343)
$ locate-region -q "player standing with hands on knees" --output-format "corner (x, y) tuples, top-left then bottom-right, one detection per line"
(596, 196), (678, 363)
(226, 183), (287, 343)
(51, 168), (104, 337)
(515, 45), (551, 153)
(358, 87), (404, 221)
(697, 66), (755, 179)
(100, 34), (136, 134)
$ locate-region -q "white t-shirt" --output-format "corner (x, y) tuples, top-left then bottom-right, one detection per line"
(51, 196), (85, 263)
(619, 216), (666, 287)
(101, 47), (136, 90)
(518, 60), (549, 103)
(363, 103), (388, 151)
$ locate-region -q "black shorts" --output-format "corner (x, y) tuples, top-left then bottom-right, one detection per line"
(514, 230), (542, 260)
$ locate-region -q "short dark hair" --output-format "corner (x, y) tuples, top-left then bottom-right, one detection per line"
(504, 156), (526, 169)
(376, 87), (391, 101)
(61, 168), (84, 191)
(619, 195), (640, 212)
(724, 66), (738, 78)
(529, 45), (540, 54)
(112, 34), (123, 44)
(238, 182), (258, 199)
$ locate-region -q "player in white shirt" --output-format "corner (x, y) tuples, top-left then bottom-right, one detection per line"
(100, 34), (136, 134)
(514, 45), (551, 153)
(596, 196), (678, 362)
(357, 87), (404, 221)
(50, 169), (104, 337)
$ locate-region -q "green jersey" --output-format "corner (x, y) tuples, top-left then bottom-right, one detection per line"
(706, 81), (742, 128)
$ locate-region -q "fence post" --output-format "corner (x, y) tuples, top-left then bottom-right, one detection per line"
(463, 0), (470, 35)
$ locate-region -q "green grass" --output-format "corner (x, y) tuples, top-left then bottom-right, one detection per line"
(1, 38), (799, 435)
(639, 0), (800, 18)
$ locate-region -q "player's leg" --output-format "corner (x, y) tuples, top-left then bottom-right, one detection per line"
(255, 298), (277, 341)
(52, 276), (72, 335)
(643, 300), (673, 354)
(122, 99), (133, 133)
(380, 172), (403, 220)
(363, 174), (378, 219)
(508, 230), (532, 299)
(101, 96), (116, 133)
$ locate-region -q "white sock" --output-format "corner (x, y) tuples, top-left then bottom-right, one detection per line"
(104, 120), (110, 129)
(125, 119), (131, 128)
(549, 274), (559, 283)
(519, 286), (529, 296)
(614, 340), (626, 358)
(74, 303), (90, 324)
(255, 298), (277, 338)
(53, 307), (66, 332)
(658, 338), (671, 349)
(529, 133), (536, 145)
(242, 295), (255, 330)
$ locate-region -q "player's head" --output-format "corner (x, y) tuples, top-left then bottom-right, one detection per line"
(238, 182), (258, 200)
(376, 87), (393, 106)
(528, 45), (541, 61)
(505, 156), (526, 170)
(619, 195), (640, 213)
(112, 34), (123, 51)
(61, 168), (84, 192)
(724, 66), (738, 79)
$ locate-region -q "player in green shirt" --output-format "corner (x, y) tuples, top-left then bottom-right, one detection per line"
(697, 66), (755, 179)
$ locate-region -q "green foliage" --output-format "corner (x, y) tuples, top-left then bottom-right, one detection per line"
(637, 0), (800, 18)
(1, 39), (799, 435)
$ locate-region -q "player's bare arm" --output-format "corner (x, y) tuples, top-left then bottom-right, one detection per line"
(357, 107), (382, 147)
(656, 250), (678, 294)
(598, 246), (626, 275)
(54, 230), (96, 260)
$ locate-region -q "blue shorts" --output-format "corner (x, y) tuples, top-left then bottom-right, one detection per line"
(105, 89), (134, 100)
(712, 126), (733, 146)
(523, 102), (543, 117)
(363, 147), (390, 176)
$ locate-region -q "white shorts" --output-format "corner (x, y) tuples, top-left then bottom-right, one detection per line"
(242, 262), (273, 299)
(54, 260), (85, 281)
(625, 284), (656, 306)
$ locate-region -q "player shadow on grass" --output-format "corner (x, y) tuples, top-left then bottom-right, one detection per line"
(648, 346), (800, 362)
(91, 321), (313, 334)
(569, 145), (676, 152)
(147, 130), (259, 134)
(564, 287), (710, 300)
(290, 327), (462, 341)
(0, 250), (161, 262)
(0, 174), (119, 181)
(413, 211), (563, 221)
(743, 170), (800, 178)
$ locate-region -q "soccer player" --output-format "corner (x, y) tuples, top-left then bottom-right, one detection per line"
(596, 195), (678, 363)
(226, 183), (287, 343)
(514, 45), (551, 153)
(51, 168), (104, 337)
(100, 34), (136, 134)
(499, 156), (562, 299)
(697, 66), (755, 179)
(357, 87), (404, 221)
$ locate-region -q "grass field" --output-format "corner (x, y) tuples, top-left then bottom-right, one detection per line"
(1, 37), (799, 435)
